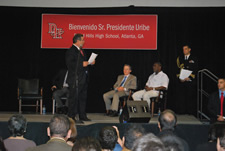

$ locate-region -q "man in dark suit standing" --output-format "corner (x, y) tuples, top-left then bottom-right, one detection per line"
(65, 34), (95, 123)
(176, 45), (198, 115)
(208, 78), (225, 124)
(51, 69), (69, 114)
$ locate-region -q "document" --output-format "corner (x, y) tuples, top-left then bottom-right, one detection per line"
(179, 69), (192, 80)
(88, 53), (98, 64)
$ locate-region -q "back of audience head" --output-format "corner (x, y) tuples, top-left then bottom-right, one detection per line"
(67, 117), (77, 144)
(0, 137), (6, 151)
(99, 126), (118, 151)
(217, 126), (225, 151)
(132, 133), (165, 151)
(158, 109), (177, 131)
(123, 124), (145, 150)
(48, 114), (71, 139)
(160, 133), (185, 151)
(72, 137), (102, 151)
(8, 114), (27, 137)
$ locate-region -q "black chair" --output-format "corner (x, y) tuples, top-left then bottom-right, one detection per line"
(150, 90), (168, 117)
(18, 79), (43, 114)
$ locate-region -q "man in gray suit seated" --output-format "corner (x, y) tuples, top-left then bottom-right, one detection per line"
(26, 115), (72, 151)
(103, 64), (137, 117)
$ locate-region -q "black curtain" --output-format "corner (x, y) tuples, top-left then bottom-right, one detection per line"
(0, 6), (225, 113)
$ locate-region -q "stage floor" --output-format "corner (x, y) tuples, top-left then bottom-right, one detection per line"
(0, 112), (202, 125)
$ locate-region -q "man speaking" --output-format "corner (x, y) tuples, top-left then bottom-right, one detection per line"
(65, 33), (95, 124)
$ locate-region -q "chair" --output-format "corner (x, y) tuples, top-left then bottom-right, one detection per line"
(150, 90), (168, 117)
(52, 96), (67, 114)
(18, 79), (43, 114)
(119, 89), (136, 110)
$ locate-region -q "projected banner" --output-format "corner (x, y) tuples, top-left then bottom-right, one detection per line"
(41, 14), (158, 50)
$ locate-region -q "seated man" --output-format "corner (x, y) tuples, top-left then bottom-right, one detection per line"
(132, 62), (169, 107)
(51, 69), (69, 114)
(26, 115), (72, 151)
(103, 64), (137, 117)
(208, 78), (225, 124)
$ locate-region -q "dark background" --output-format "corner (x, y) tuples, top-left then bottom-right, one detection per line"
(0, 6), (224, 114)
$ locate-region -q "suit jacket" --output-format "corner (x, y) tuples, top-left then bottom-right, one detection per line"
(26, 138), (72, 151)
(208, 91), (225, 123)
(113, 74), (137, 95)
(176, 54), (198, 81)
(52, 69), (67, 89)
(65, 45), (87, 87)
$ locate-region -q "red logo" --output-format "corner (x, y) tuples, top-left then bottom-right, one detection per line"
(48, 23), (64, 39)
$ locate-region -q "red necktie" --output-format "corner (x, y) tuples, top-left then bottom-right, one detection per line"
(221, 92), (224, 116)
(80, 49), (84, 56)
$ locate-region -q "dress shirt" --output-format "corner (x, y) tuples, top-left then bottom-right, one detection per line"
(63, 71), (69, 87)
(146, 71), (169, 89)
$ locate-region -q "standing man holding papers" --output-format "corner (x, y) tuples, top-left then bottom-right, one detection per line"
(176, 44), (198, 115)
(66, 33), (95, 124)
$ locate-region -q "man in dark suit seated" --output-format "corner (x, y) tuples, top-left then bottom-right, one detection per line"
(26, 115), (72, 151)
(103, 64), (137, 117)
(51, 69), (69, 114)
(208, 78), (225, 124)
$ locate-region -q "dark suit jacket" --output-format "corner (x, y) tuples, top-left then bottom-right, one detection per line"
(26, 138), (72, 151)
(65, 45), (87, 87)
(208, 91), (225, 123)
(176, 54), (198, 81)
(52, 69), (67, 89)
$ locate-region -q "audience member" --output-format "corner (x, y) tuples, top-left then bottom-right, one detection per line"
(67, 118), (77, 146)
(0, 137), (6, 151)
(72, 137), (102, 151)
(132, 133), (165, 151)
(157, 109), (189, 151)
(26, 114), (71, 151)
(4, 114), (36, 151)
(99, 126), (118, 151)
(217, 126), (225, 151)
(160, 133), (185, 151)
(122, 124), (145, 151)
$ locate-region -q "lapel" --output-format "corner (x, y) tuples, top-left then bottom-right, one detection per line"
(124, 75), (132, 86)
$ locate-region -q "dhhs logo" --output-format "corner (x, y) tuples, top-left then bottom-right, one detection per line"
(48, 23), (64, 39)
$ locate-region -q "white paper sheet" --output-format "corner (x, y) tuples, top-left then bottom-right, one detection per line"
(88, 53), (98, 64)
(179, 69), (192, 80)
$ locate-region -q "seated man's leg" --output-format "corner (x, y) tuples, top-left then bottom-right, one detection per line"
(103, 90), (115, 111)
(111, 91), (126, 111)
(53, 89), (65, 108)
(143, 90), (159, 107)
(132, 89), (146, 100)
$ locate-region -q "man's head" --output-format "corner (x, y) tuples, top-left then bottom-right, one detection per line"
(183, 45), (191, 56)
(217, 128), (225, 151)
(72, 137), (102, 151)
(158, 109), (177, 131)
(123, 64), (132, 76)
(8, 114), (27, 137)
(99, 126), (118, 150)
(132, 133), (165, 151)
(218, 78), (225, 91)
(123, 124), (145, 150)
(153, 62), (162, 73)
(47, 115), (71, 140)
(73, 33), (84, 48)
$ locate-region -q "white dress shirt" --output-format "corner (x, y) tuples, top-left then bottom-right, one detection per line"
(146, 71), (169, 89)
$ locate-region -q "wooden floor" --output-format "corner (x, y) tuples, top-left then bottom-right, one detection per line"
(0, 112), (203, 125)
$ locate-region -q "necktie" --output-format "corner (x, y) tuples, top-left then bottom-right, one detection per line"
(221, 92), (224, 116)
(120, 76), (127, 87)
(80, 49), (84, 56)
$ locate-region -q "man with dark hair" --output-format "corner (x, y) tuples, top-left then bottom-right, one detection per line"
(99, 126), (118, 151)
(103, 64), (137, 117)
(72, 137), (102, 151)
(132, 62), (169, 107)
(208, 78), (225, 123)
(51, 69), (69, 114)
(66, 33), (95, 123)
(157, 109), (189, 151)
(160, 133), (185, 151)
(122, 124), (145, 151)
(132, 133), (165, 151)
(4, 114), (36, 151)
(176, 45), (198, 115)
(26, 115), (71, 151)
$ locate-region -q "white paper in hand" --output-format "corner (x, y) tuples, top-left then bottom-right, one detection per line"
(88, 53), (98, 64)
(179, 69), (192, 80)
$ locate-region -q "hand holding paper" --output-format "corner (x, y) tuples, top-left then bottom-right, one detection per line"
(88, 53), (98, 65)
(179, 69), (192, 80)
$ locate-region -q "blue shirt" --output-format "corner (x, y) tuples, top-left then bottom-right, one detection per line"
(219, 90), (225, 98)
(113, 143), (122, 151)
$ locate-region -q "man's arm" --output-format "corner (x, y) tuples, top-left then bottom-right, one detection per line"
(124, 76), (137, 91)
(208, 93), (219, 121)
(113, 76), (121, 89)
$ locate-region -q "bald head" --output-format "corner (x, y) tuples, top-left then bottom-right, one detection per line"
(158, 109), (177, 131)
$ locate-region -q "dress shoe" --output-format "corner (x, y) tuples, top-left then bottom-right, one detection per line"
(71, 117), (84, 124)
(80, 116), (91, 121)
(56, 107), (64, 114)
(105, 110), (112, 116)
(110, 110), (118, 117)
